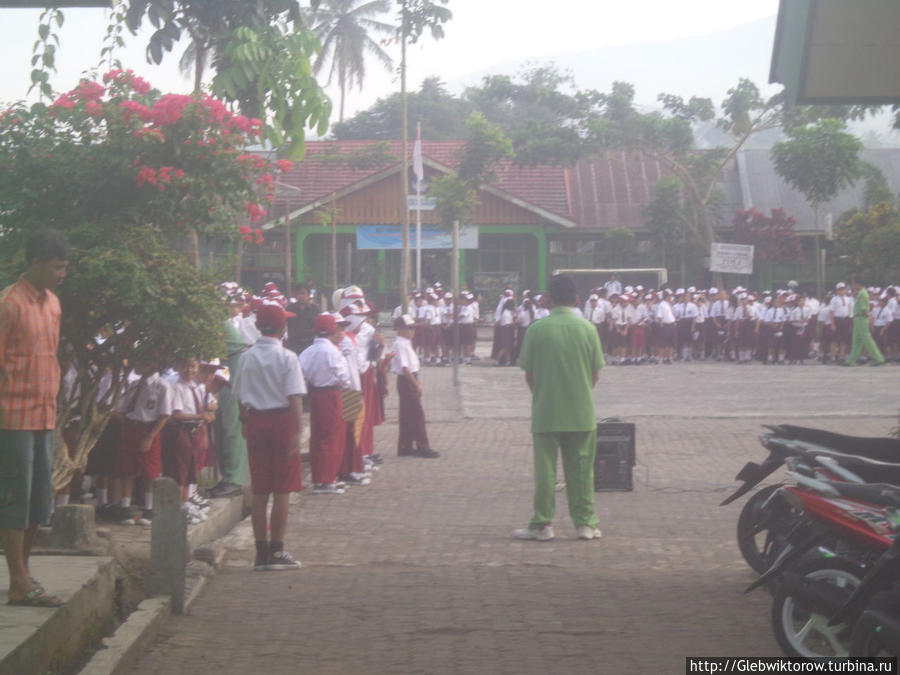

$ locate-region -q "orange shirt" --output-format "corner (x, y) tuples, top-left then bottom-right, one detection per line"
(0, 276), (62, 430)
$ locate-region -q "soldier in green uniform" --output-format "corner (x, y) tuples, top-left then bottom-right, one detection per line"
(844, 278), (886, 367)
(515, 274), (605, 542)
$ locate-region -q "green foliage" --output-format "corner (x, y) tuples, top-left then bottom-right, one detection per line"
(123, 0), (330, 156)
(398, 0), (452, 43)
(643, 176), (688, 265)
(432, 112), (513, 227)
(308, 0), (394, 122)
(771, 118), (865, 209)
(212, 23), (331, 158)
(861, 162), (894, 209)
(835, 202), (900, 284)
(318, 140), (397, 169)
(29, 7), (64, 100)
(333, 77), (470, 140)
(0, 72), (278, 483)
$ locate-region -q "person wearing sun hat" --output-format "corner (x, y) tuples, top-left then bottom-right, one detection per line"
(231, 302), (306, 571)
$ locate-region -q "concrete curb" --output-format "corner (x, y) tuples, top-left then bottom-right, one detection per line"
(78, 596), (171, 675)
(76, 492), (247, 675)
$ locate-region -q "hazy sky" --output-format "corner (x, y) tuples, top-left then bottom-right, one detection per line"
(0, 1), (779, 118)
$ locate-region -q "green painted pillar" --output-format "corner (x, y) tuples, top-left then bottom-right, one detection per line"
(294, 226), (310, 283)
(534, 228), (547, 290)
(458, 250), (467, 289)
(377, 249), (387, 293)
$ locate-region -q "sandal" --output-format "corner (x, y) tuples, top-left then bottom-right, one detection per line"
(31, 578), (44, 593)
(8, 588), (63, 608)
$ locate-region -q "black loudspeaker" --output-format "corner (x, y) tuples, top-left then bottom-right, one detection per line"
(594, 420), (635, 491)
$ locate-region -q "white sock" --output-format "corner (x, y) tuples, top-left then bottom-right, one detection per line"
(96, 488), (108, 506)
(144, 492), (153, 511)
(55, 493), (70, 507)
(81, 475), (93, 492)
(121, 497), (131, 508)
(189, 484), (197, 499)
(183, 501), (192, 511)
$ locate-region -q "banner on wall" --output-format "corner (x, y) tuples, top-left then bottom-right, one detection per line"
(356, 225), (479, 250)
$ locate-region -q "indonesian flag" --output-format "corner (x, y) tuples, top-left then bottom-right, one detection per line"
(412, 122), (424, 189)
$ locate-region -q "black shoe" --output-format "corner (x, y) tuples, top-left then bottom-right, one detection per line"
(398, 447), (416, 456)
(266, 549), (302, 570)
(367, 453), (384, 465)
(412, 448), (440, 458)
(208, 482), (243, 498)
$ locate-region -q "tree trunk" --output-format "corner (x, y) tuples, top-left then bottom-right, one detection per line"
(331, 209), (338, 294)
(284, 204), (292, 290)
(189, 229), (200, 268)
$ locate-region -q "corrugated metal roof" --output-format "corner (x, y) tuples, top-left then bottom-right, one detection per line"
(729, 148), (900, 231)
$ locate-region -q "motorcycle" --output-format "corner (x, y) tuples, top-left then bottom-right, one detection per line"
(722, 424), (900, 573)
(829, 536), (900, 656)
(744, 464), (900, 657)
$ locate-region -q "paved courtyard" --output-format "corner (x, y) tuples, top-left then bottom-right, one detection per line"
(132, 358), (897, 675)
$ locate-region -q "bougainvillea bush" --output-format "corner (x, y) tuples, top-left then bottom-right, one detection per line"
(0, 71), (294, 488)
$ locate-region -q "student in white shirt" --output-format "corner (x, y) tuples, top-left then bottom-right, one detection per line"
(299, 313), (351, 495)
(391, 315), (439, 458)
(656, 292), (676, 364)
(830, 283), (853, 361)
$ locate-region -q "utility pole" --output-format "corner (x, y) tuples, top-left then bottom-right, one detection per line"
(400, 0), (410, 307)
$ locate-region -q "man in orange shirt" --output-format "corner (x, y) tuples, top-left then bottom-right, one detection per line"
(0, 230), (69, 607)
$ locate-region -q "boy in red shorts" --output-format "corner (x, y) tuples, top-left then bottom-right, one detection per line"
(232, 304), (306, 571)
(111, 358), (174, 525)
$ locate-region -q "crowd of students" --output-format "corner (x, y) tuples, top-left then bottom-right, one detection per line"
(66, 281), (439, 570)
(472, 280), (898, 367)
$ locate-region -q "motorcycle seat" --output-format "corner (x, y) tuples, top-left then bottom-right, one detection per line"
(827, 481), (900, 508)
(767, 424), (900, 462)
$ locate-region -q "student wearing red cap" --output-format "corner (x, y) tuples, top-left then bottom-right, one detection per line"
(299, 313), (352, 494)
(391, 315), (440, 458)
(232, 303), (306, 571)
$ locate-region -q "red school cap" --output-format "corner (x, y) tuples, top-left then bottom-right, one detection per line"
(256, 304), (295, 332)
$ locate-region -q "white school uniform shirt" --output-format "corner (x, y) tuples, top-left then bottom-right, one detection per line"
(535, 307), (550, 319)
(390, 335), (420, 375)
(817, 304), (833, 323)
(873, 303), (893, 327)
(234, 336), (308, 410)
(458, 304), (476, 324)
(116, 372), (175, 423)
(429, 304), (442, 326)
(590, 302), (607, 325)
(610, 304), (627, 327)
(355, 321), (376, 374)
(516, 306), (535, 327)
(298, 337), (350, 390)
(237, 313), (262, 345)
(696, 304), (708, 324)
(493, 297), (507, 322)
(805, 297), (820, 315)
(624, 304), (641, 326)
(830, 294), (852, 319)
(886, 297), (898, 319)
(338, 335), (363, 391)
(172, 378), (204, 415)
(416, 304), (433, 323)
(499, 308), (515, 326)
(571, 307), (584, 319)
(471, 301), (480, 321)
(710, 300), (727, 319)
(656, 300), (676, 324)
(604, 280), (622, 295)
(683, 302), (699, 320)
(732, 305), (746, 321)
(672, 302), (686, 321)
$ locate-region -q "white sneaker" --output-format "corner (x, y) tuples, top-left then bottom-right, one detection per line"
(187, 504), (207, 522)
(576, 526), (602, 540)
(513, 525), (555, 541)
(312, 483), (345, 495)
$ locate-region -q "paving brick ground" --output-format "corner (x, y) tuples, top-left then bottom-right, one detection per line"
(131, 355), (897, 675)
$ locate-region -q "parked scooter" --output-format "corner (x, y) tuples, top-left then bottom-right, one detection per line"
(744, 462), (900, 657)
(722, 425), (900, 573)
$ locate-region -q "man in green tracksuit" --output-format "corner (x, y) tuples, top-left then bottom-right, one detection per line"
(208, 318), (250, 497)
(844, 278), (886, 367)
(515, 274), (605, 542)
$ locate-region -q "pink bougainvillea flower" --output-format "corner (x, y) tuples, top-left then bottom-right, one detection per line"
(50, 94), (75, 109)
(75, 81), (105, 101)
(85, 100), (103, 117)
(102, 69), (123, 83)
(276, 159), (294, 172)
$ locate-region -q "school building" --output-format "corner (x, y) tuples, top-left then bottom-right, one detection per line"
(243, 140), (900, 304)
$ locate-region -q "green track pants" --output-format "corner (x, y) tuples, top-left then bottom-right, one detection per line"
(530, 429), (599, 529)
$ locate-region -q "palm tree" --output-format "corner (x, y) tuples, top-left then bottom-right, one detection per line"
(309, 0), (395, 122)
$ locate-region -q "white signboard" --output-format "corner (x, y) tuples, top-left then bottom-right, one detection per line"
(407, 196), (436, 210)
(710, 243), (754, 275)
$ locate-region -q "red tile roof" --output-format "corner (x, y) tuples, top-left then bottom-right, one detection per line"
(274, 140), (572, 223)
(271, 141), (670, 231)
